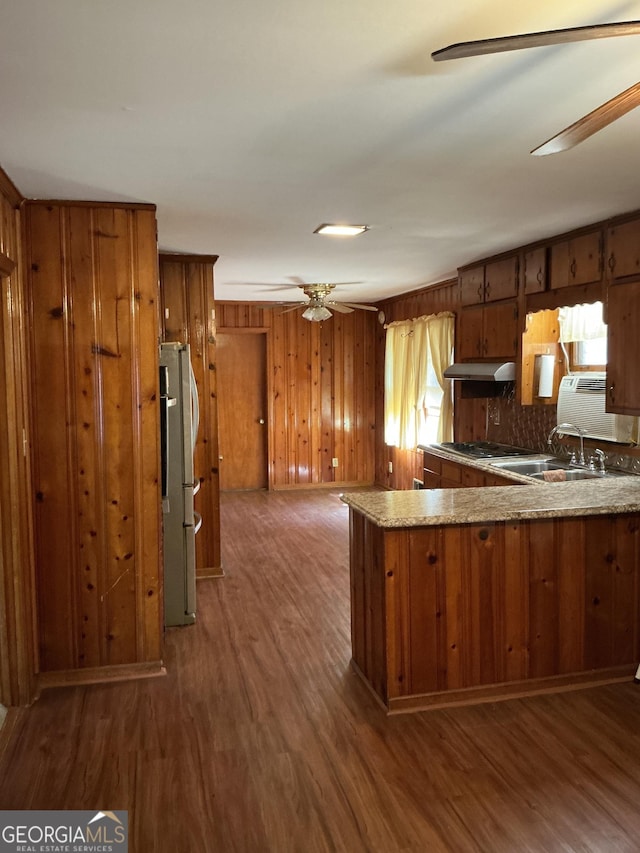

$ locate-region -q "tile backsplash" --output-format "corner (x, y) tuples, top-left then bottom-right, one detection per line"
(485, 394), (640, 474)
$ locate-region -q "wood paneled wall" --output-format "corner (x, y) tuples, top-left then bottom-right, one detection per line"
(351, 511), (640, 711)
(375, 281), (459, 490)
(23, 202), (163, 679)
(0, 169), (37, 706)
(217, 303), (376, 488)
(159, 254), (221, 577)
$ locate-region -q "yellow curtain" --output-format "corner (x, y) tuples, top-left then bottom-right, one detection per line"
(384, 319), (415, 448)
(384, 312), (455, 450)
(426, 313), (455, 442)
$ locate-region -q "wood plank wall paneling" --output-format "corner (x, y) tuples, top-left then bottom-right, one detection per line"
(375, 280), (459, 490)
(216, 302), (376, 488)
(23, 201), (163, 675)
(353, 513), (640, 707)
(0, 170), (38, 706)
(158, 254), (221, 577)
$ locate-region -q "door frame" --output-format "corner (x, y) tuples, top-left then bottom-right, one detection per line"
(216, 326), (273, 490)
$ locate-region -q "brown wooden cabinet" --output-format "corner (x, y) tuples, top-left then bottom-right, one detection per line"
(606, 278), (640, 414)
(349, 507), (640, 712)
(606, 217), (640, 282)
(460, 257), (519, 306)
(424, 451), (514, 489)
(459, 266), (485, 306)
(458, 301), (519, 361)
(523, 246), (548, 294)
(485, 256), (519, 302)
(550, 230), (603, 290)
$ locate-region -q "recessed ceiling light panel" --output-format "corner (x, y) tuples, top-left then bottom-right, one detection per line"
(314, 223), (369, 237)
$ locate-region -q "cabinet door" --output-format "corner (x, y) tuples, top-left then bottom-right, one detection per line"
(457, 305), (485, 359)
(551, 232), (602, 289)
(607, 219), (640, 282)
(483, 300), (519, 359)
(484, 256), (519, 302)
(606, 279), (640, 414)
(461, 465), (486, 487)
(523, 247), (547, 294)
(459, 266), (485, 306)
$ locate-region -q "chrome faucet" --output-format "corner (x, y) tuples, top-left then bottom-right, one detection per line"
(547, 422), (587, 466)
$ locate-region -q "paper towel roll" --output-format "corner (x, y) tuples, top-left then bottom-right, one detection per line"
(536, 354), (555, 398)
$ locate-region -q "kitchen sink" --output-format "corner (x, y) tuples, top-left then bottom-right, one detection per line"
(530, 469), (599, 482)
(489, 459), (565, 475)
(490, 457), (633, 481)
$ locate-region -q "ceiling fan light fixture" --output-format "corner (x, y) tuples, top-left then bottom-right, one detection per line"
(313, 223), (369, 237)
(302, 304), (332, 322)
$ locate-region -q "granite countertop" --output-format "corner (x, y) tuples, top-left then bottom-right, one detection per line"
(342, 444), (640, 527)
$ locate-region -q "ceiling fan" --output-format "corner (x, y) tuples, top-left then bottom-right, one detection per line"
(280, 283), (378, 322)
(431, 20), (640, 155)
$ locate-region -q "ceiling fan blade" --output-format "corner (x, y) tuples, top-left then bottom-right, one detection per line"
(326, 302), (354, 314)
(337, 302), (379, 312)
(432, 20), (640, 61)
(279, 303), (305, 314)
(531, 79), (640, 156)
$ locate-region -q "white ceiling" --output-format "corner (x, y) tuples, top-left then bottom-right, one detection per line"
(2, 0), (640, 305)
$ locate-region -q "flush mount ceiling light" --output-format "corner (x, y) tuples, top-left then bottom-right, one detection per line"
(313, 223), (369, 237)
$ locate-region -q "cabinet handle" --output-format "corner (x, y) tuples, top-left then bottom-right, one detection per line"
(485, 281), (491, 299)
(537, 267), (543, 284)
(608, 253), (616, 272)
(477, 284), (483, 301)
(570, 258), (577, 278)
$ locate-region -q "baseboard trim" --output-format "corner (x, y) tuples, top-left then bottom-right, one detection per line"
(197, 568), (225, 579)
(36, 661), (166, 695)
(271, 480), (374, 492)
(386, 666), (635, 714)
(350, 658), (636, 714)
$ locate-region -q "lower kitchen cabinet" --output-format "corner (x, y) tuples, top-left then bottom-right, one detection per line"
(349, 509), (640, 712)
(423, 451), (514, 488)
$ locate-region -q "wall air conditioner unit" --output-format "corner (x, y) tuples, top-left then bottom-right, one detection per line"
(556, 372), (636, 443)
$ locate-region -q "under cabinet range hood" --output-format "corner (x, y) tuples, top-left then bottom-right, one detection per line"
(443, 362), (516, 381)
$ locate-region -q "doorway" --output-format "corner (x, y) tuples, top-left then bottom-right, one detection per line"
(217, 332), (268, 490)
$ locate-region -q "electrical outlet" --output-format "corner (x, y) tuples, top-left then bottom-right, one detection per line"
(387, 461), (393, 474)
(332, 457), (339, 468)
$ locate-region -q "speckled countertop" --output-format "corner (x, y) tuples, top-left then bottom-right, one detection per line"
(341, 444), (640, 528)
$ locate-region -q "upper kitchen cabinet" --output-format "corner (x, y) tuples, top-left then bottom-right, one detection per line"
(523, 246), (548, 294)
(458, 300), (519, 361)
(484, 256), (519, 302)
(459, 265), (485, 306)
(606, 277), (640, 414)
(550, 230), (603, 290)
(606, 217), (640, 282)
(459, 256), (519, 306)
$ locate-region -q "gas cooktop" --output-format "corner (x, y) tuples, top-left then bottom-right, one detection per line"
(438, 441), (538, 459)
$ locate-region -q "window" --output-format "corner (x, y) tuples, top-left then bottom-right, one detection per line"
(559, 301), (607, 372)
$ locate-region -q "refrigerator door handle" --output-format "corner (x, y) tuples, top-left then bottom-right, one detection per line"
(194, 511), (202, 535)
(184, 524), (196, 618)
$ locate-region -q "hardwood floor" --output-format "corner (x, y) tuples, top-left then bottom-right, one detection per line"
(2, 489), (640, 851)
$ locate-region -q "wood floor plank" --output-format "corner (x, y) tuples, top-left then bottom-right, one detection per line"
(2, 488), (640, 851)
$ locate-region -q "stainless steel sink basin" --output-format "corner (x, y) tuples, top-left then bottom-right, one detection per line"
(530, 469), (599, 482)
(490, 457), (633, 482)
(489, 459), (564, 475)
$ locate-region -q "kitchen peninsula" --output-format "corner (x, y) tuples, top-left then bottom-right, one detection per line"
(343, 466), (640, 713)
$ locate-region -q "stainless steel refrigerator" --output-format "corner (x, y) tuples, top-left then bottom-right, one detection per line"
(159, 342), (201, 626)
